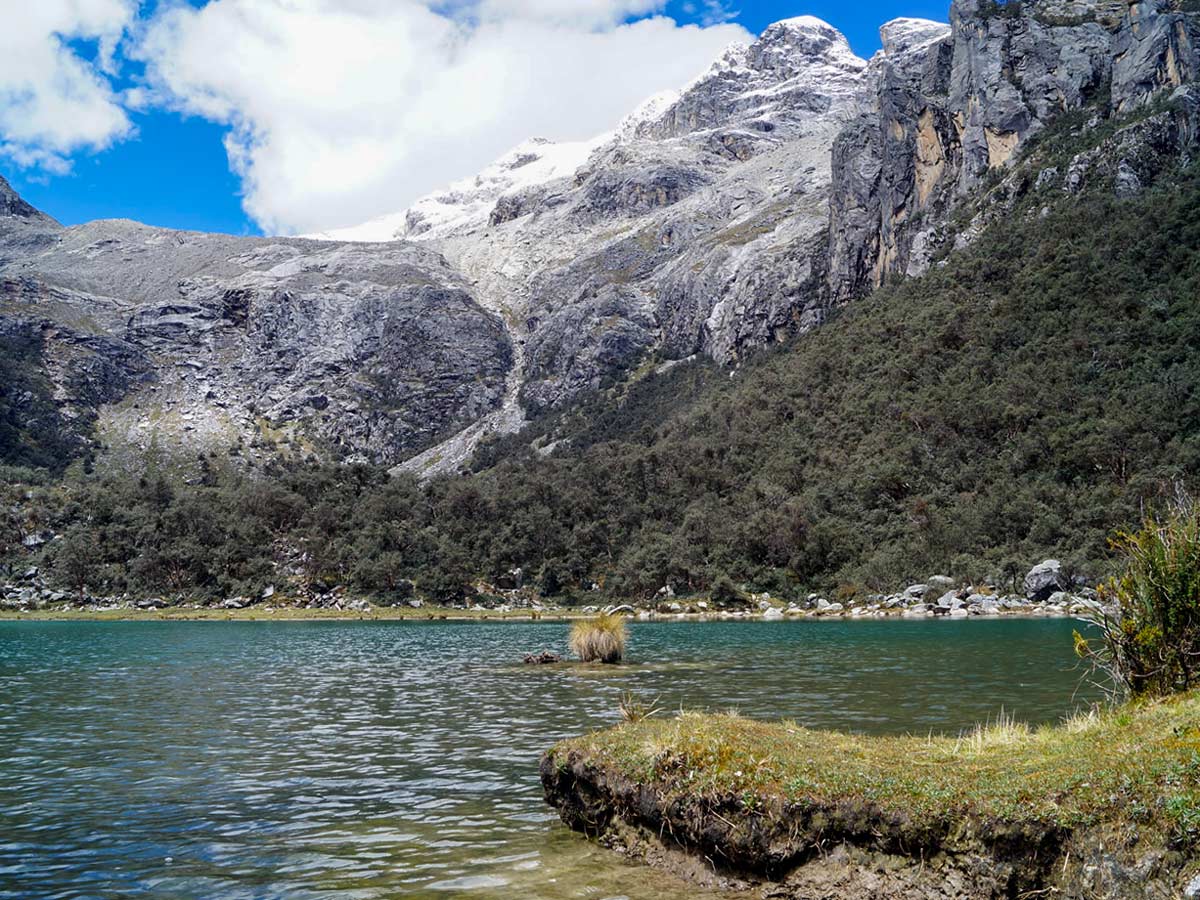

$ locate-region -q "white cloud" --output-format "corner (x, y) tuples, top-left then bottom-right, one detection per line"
(473, 0), (664, 28)
(136, 0), (747, 234)
(0, 0), (137, 171)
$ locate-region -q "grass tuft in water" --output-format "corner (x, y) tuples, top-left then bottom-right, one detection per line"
(570, 614), (629, 664)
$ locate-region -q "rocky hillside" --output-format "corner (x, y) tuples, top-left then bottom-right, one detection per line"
(1, 0), (1198, 475)
(0, 178), (511, 468)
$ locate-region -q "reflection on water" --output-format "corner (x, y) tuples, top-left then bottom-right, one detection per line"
(0, 619), (1099, 899)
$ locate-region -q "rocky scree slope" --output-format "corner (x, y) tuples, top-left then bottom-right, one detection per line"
(3, 0), (1200, 475)
(0, 177), (511, 468)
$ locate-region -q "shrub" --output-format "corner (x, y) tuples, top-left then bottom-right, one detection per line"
(710, 575), (745, 608)
(1077, 495), (1200, 697)
(569, 613), (629, 664)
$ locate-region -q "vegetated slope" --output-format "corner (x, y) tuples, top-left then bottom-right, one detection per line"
(8, 147), (1199, 605)
(463, 156), (1200, 598)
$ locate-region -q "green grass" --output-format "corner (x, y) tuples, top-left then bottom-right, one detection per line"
(550, 693), (1200, 843)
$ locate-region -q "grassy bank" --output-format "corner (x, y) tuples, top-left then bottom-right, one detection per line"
(543, 695), (1200, 894)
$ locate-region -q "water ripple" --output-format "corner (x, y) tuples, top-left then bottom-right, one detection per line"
(0, 619), (1097, 899)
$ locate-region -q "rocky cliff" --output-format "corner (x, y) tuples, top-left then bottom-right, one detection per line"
(829, 0), (1200, 299)
(2, 0), (1198, 475)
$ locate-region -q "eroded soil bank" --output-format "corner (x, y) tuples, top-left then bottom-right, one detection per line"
(541, 698), (1200, 899)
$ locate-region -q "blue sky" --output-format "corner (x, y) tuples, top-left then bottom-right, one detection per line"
(5, 0), (950, 236)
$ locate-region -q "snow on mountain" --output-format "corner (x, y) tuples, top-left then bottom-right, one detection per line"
(309, 134), (611, 243)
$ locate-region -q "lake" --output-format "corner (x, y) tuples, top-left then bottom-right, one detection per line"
(0, 618), (1100, 899)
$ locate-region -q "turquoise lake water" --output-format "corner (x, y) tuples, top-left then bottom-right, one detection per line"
(0, 619), (1100, 899)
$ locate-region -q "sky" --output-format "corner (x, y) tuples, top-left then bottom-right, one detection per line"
(2, 0), (950, 237)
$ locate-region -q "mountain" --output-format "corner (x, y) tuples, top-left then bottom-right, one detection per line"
(1, 0), (1198, 479)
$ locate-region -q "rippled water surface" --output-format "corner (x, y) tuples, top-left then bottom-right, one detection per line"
(0, 619), (1099, 899)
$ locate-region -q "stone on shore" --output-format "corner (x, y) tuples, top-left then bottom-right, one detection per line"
(1024, 560), (1070, 602)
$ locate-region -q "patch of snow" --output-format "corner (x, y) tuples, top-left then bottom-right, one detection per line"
(617, 90), (681, 138)
(309, 134), (610, 243)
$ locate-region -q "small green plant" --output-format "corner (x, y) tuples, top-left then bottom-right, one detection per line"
(570, 613), (629, 664)
(1077, 493), (1200, 697)
(618, 691), (661, 723)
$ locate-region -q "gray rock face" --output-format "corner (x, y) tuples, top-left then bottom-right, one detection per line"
(0, 216), (511, 466)
(827, 0), (1200, 303)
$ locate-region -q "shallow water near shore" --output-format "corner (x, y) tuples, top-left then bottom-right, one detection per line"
(0, 619), (1101, 899)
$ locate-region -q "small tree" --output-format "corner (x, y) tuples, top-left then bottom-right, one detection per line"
(1076, 495), (1200, 697)
(710, 574), (744, 607)
(53, 528), (102, 602)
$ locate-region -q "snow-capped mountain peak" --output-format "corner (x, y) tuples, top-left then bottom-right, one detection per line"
(312, 15), (870, 244)
(878, 18), (952, 57)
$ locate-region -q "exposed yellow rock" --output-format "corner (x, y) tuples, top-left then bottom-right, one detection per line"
(914, 108), (946, 207)
(985, 128), (1020, 168)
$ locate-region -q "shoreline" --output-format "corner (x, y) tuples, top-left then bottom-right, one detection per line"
(0, 605), (1091, 623)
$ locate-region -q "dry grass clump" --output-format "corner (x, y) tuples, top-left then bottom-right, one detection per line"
(570, 613), (628, 663)
(619, 691), (662, 723)
(951, 708), (1030, 755)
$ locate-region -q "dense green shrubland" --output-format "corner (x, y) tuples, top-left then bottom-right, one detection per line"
(1079, 495), (1200, 697)
(4, 164), (1200, 604)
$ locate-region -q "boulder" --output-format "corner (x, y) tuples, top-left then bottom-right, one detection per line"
(762, 607), (784, 620)
(935, 590), (961, 609)
(927, 575), (955, 592)
(1024, 560), (1069, 602)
